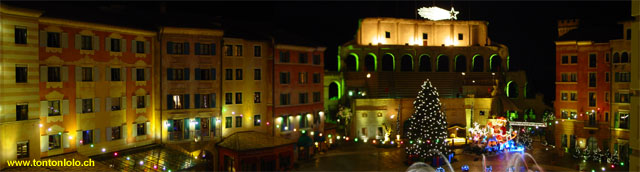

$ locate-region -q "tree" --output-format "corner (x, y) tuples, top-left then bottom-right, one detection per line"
(405, 79), (449, 160)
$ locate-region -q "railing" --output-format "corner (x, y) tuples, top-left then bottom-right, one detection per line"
(169, 131), (216, 141)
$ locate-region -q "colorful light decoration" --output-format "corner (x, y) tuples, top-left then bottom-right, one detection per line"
(405, 80), (449, 159)
(417, 6), (459, 21)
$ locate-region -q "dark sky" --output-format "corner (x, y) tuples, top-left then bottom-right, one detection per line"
(7, 1), (632, 104)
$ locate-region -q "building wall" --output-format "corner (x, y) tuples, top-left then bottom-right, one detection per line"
(609, 22), (632, 160)
(358, 18), (488, 47)
(630, 0), (640, 170)
(0, 7), (42, 169)
(37, 18), (155, 157)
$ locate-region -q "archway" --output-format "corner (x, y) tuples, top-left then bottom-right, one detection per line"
(506, 81), (518, 98)
(472, 54), (484, 72)
(419, 55), (431, 72)
(365, 53), (377, 71)
(401, 54), (413, 71)
(346, 53), (359, 72)
(437, 54), (449, 72)
(455, 55), (466, 72)
(613, 52), (620, 63)
(381, 53), (395, 71)
(329, 82), (340, 100)
(490, 54), (501, 72)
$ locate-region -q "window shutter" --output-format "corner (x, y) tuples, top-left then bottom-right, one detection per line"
(39, 31), (47, 47)
(61, 66), (68, 82)
(75, 34), (81, 49)
(210, 117), (215, 132)
(76, 99), (82, 114)
(194, 94), (201, 108)
(40, 66), (48, 82)
(211, 68), (216, 80)
(106, 127), (112, 141)
(105, 97), (112, 112)
(184, 68), (190, 80)
(184, 119), (190, 139)
(122, 124), (127, 140)
(40, 101), (48, 117)
(210, 93), (216, 108)
(76, 131), (82, 146)
(132, 96), (137, 109)
(41, 135), (49, 152)
(183, 42), (189, 54)
(145, 68), (150, 81)
(195, 118), (201, 130)
(94, 129), (100, 143)
(132, 40), (137, 53)
(94, 98), (100, 112)
(121, 97), (127, 109)
(132, 68), (137, 81)
(145, 41), (150, 54)
(211, 44), (216, 55)
(195, 68), (201, 80)
(93, 36), (99, 51)
(167, 95), (174, 110)
(121, 67), (126, 81)
(75, 66), (81, 81)
(61, 32), (69, 48)
(145, 95), (150, 108)
(62, 100), (69, 115)
(184, 94), (190, 109)
(132, 124), (137, 137)
(121, 39), (127, 52)
(167, 42), (173, 54)
(167, 68), (173, 80)
(63, 133), (70, 148)
(145, 122), (150, 137)
(93, 67), (99, 82)
(106, 67), (111, 81)
(195, 43), (200, 55)
(105, 37), (111, 51)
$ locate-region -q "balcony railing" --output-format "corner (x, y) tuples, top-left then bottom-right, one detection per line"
(168, 130), (216, 141)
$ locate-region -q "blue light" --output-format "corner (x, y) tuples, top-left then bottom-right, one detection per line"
(462, 165), (470, 171)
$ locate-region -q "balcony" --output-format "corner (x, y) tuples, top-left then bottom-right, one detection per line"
(168, 130), (215, 141)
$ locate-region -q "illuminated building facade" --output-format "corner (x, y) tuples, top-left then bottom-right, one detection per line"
(0, 6), (43, 169)
(554, 19), (633, 162)
(628, 0), (639, 170)
(326, 17), (549, 142)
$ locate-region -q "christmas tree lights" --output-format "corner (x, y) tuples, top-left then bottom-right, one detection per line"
(405, 79), (449, 159)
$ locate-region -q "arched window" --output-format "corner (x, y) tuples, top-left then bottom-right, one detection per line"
(455, 55), (466, 72)
(329, 82), (339, 100)
(401, 54), (413, 71)
(621, 52), (629, 63)
(419, 55), (431, 72)
(381, 53), (395, 71)
(490, 54), (501, 72)
(346, 53), (359, 71)
(472, 55), (484, 72)
(613, 52), (620, 63)
(365, 53), (377, 71)
(506, 81), (518, 98)
(437, 55), (449, 72)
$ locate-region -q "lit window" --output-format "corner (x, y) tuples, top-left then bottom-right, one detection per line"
(137, 123), (146, 136)
(111, 126), (121, 140)
(82, 99), (93, 113)
(81, 130), (93, 145)
(235, 116), (242, 128)
(48, 100), (61, 116)
(49, 135), (61, 150)
(16, 104), (28, 121)
(17, 141), (28, 159)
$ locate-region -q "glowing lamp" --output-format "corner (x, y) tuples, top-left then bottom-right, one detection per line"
(114, 152), (118, 156)
(345, 137), (349, 141)
(266, 122), (270, 125)
(126, 157), (130, 160)
(366, 73), (371, 78)
(139, 161), (144, 165)
(90, 144), (94, 148)
(68, 136), (73, 140)
(101, 148), (106, 152)
(354, 138), (358, 142)
(39, 124), (43, 128)
(372, 140), (376, 144)
(154, 165), (158, 169)
(319, 133), (323, 137)
(601, 167), (605, 171)
(293, 128), (297, 132)
(301, 130), (306, 134)
(310, 131), (315, 135)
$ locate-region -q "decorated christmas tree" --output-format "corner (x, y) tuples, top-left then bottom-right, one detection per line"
(405, 79), (449, 160)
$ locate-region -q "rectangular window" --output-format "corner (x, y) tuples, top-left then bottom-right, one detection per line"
(589, 54), (596, 68)
(198, 68), (211, 80)
(111, 39), (121, 52)
(235, 45), (243, 56)
(111, 126), (121, 140)
(16, 104), (28, 121)
(280, 72), (290, 84)
(588, 73), (596, 87)
(254, 69), (261, 80)
(81, 35), (92, 50)
(281, 116), (291, 131)
(109, 97), (121, 111)
(615, 92), (630, 103)
(137, 123), (146, 136)
(173, 68), (184, 80)
(224, 45), (233, 56)
(199, 94), (212, 108)
(280, 51), (290, 62)
(137, 96), (145, 108)
(570, 56), (578, 64)
(300, 114), (309, 128)
(299, 93), (308, 104)
(618, 112), (629, 129)
(280, 94), (290, 105)
(561, 92), (568, 101)
(236, 69), (243, 80)
(627, 29), (631, 40)
(17, 141), (28, 159)
(225, 117), (232, 128)
(136, 41), (145, 53)
(16, 65), (27, 83)
(422, 33), (428, 39)
(313, 73), (320, 83)
(313, 55), (321, 65)
(48, 100), (61, 116)
(313, 92), (321, 102)
(254, 92), (261, 103)
(48, 67), (61, 82)
(172, 43), (184, 54)
(15, 26), (27, 44)
(225, 93), (232, 104)
(254, 115), (261, 126)
(570, 73), (577, 82)
(136, 68), (145, 81)
(82, 99), (93, 113)
(254, 45), (261, 57)
(111, 68), (121, 81)
(81, 130), (93, 145)
(561, 73), (568, 82)
(299, 53), (308, 64)
(235, 116), (242, 128)
(570, 92), (577, 101)
(385, 31), (390, 38)
(605, 72), (610, 82)
(81, 67), (92, 82)
(614, 72), (631, 82)
(198, 43), (211, 55)
(298, 72), (307, 84)
(47, 32), (61, 48)
(561, 56), (568, 64)
(458, 33), (463, 40)
(235, 92), (242, 104)
(172, 95), (185, 109)
(606, 53), (610, 62)
(605, 92), (609, 103)
(589, 92), (596, 107)
(49, 134), (61, 150)
(225, 69), (233, 80)
(211, 69), (216, 80)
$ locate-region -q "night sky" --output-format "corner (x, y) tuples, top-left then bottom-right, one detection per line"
(7, 1), (632, 104)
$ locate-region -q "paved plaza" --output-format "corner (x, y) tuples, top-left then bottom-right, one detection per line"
(91, 145), (204, 172)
